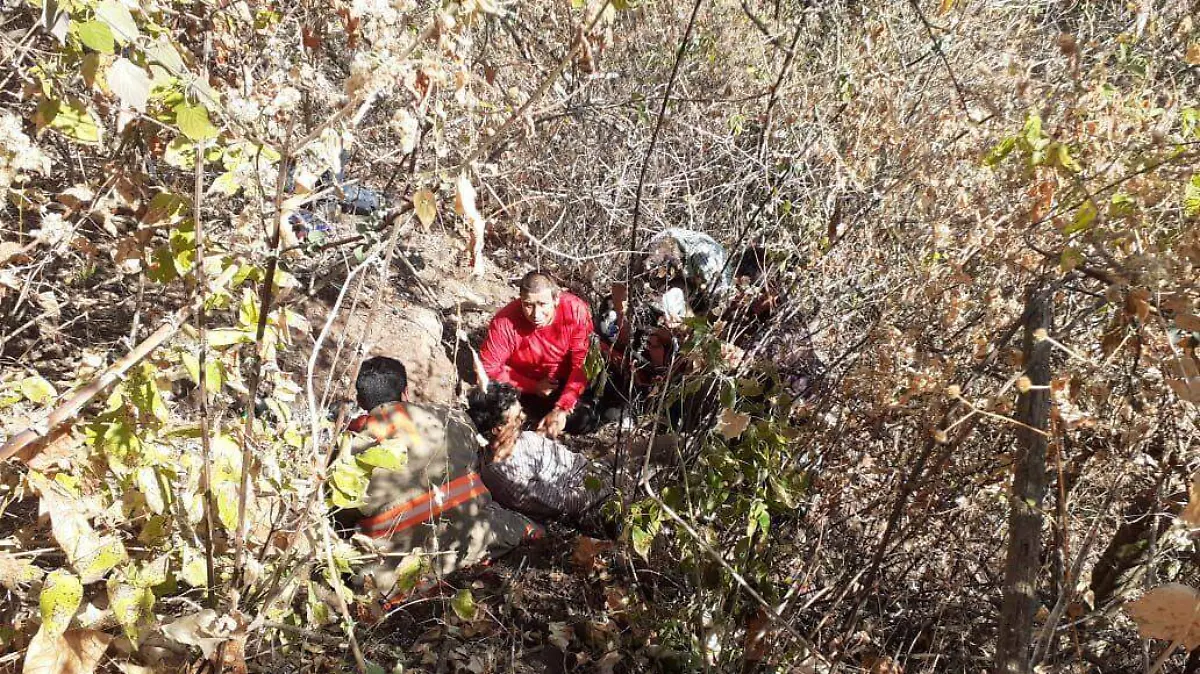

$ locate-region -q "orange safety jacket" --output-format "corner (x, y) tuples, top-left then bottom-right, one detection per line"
(345, 402), (541, 605)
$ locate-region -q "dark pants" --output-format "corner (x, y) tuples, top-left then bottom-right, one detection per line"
(520, 388), (600, 436)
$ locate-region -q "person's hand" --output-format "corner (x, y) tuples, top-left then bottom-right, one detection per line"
(534, 378), (558, 397)
(536, 408), (568, 439)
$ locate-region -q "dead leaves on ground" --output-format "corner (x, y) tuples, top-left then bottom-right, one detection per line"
(22, 628), (113, 674)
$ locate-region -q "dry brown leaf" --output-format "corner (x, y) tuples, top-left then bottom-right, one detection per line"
(865, 654), (904, 674)
(596, 650), (622, 674)
(454, 174), (485, 276)
(56, 185), (95, 210)
(162, 609), (247, 661)
(1186, 43), (1200, 65)
(744, 607), (771, 662)
(716, 408), (751, 441)
(25, 428), (83, 471)
(0, 552), (43, 590)
(412, 188), (437, 231)
(1124, 583), (1200, 649)
(0, 241), (27, 265)
(1125, 287), (1151, 323)
(571, 536), (613, 572)
(1182, 472), (1200, 529)
(31, 477), (127, 583)
(1177, 314), (1200, 332)
(1168, 377), (1200, 404)
(22, 628), (113, 674)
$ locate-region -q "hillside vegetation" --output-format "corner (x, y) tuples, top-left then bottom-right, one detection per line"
(0, 0), (1198, 672)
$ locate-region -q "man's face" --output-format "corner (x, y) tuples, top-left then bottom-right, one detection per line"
(520, 288), (558, 328)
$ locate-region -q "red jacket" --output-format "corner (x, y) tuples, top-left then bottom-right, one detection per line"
(480, 292), (592, 411)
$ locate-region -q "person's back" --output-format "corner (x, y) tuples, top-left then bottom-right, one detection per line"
(343, 358), (540, 606)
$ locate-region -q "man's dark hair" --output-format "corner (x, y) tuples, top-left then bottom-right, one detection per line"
(466, 382), (521, 437)
(356, 356), (408, 410)
(519, 271), (558, 296)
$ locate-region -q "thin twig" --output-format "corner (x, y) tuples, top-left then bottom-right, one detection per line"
(192, 33), (219, 608)
(458, 0), (613, 169)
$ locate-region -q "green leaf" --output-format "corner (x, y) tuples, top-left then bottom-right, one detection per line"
(305, 581), (334, 626)
(1052, 143), (1081, 173)
(180, 546), (208, 587)
(1022, 113), (1046, 146)
(0, 553), (44, 590)
(135, 466), (168, 515)
(1109, 192), (1137, 218)
(1185, 175), (1200, 217)
(19, 375), (57, 404)
(238, 291), (259, 328)
(108, 577), (155, 645)
(75, 536), (129, 584)
(630, 526), (654, 560)
(1182, 107), (1199, 139)
(147, 245), (179, 283)
(40, 570), (83, 637)
(38, 96), (103, 145)
(451, 589), (477, 621)
(356, 439), (408, 471)
(143, 191), (191, 225)
(146, 36), (185, 75)
(329, 460), (369, 508)
(180, 352), (224, 393)
(95, 0), (140, 44)
(129, 556), (170, 588)
(162, 136), (195, 169)
(124, 362), (169, 424)
(390, 553), (427, 597)
(746, 498), (770, 540)
(214, 482), (241, 532)
(769, 475), (797, 509)
(982, 136), (1016, 167)
(737, 377), (764, 398)
(175, 103), (218, 141)
(1064, 200), (1098, 235)
(98, 419), (143, 472)
(210, 171), (241, 196)
(207, 328), (251, 348)
(1060, 247), (1085, 272)
(77, 20), (114, 53)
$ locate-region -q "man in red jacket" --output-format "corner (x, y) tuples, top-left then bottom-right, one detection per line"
(479, 272), (594, 438)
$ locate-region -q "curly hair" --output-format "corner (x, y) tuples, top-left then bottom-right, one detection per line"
(466, 382), (522, 437)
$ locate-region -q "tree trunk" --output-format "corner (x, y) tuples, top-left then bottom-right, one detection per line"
(994, 289), (1053, 674)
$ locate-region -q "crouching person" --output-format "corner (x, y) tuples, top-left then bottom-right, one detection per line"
(467, 382), (623, 540)
(479, 272), (598, 438)
(340, 357), (542, 610)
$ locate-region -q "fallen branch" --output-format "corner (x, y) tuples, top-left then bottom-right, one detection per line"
(0, 265), (238, 463)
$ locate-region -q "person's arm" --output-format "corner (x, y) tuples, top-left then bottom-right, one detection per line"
(480, 311), (540, 391)
(555, 299), (594, 411)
